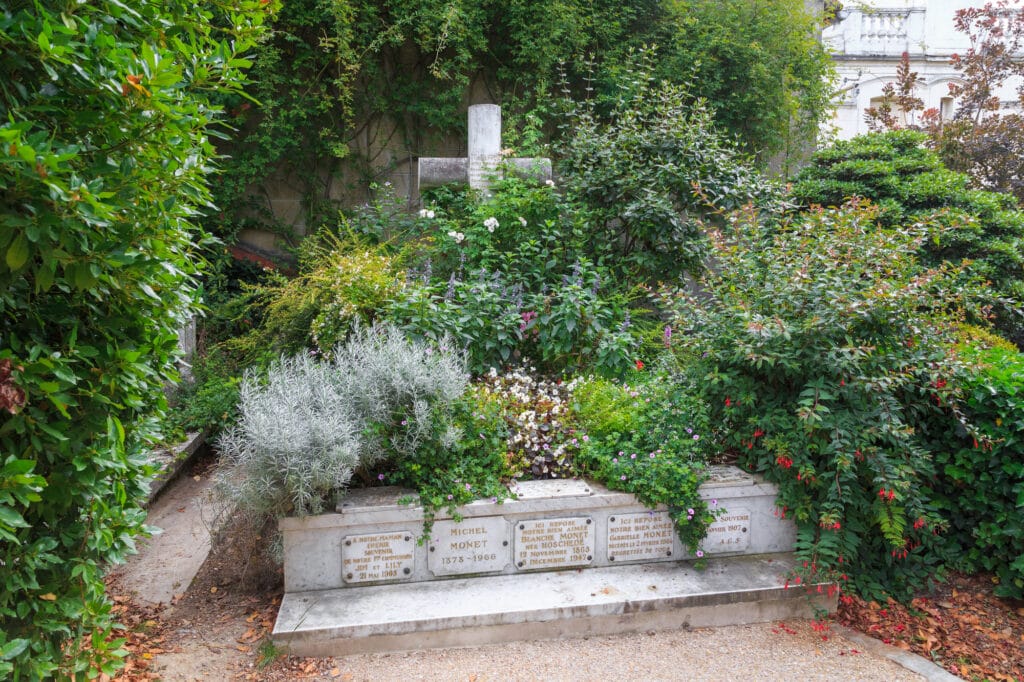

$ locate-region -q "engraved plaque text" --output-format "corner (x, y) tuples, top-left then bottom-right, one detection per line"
(701, 508), (751, 554)
(341, 531), (415, 584)
(515, 517), (594, 570)
(428, 517), (509, 576)
(607, 512), (675, 562)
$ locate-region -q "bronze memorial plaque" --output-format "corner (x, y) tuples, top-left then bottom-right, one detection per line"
(607, 512), (675, 562)
(514, 517), (594, 570)
(341, 531), (415, 584)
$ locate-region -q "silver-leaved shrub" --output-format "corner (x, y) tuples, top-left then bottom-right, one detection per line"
(216, 324), (467, 519)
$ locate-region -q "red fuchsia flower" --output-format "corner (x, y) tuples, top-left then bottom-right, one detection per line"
(725, 397), (732, 407)
(752, 428), (765, 438)
(775, 455), (793, 469)
(635, 360), (644, 370)
(913, 517), (926, 530)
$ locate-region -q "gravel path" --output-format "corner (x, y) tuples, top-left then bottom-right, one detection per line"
(317, 622), (926, 681)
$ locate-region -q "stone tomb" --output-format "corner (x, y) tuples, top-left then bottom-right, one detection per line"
(280, 466), (795, 592)
(273, 466), (833, 657)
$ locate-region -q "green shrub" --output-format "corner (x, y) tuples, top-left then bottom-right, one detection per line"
(390, 179), (641, 376)
(925, 344), (1024, 599)
(678, 201), (984, 600)
(572, 371), (714, 552)
(216, 354), (362, 518)
(162, 349), (243, 440)
(382, 384), (511, 527)
(557, 53), (782, 284)
(0, 1), (269, 676)
(215, 324), (470, 524)
(232, 237), (406, 361)
(790, 131), (1024, 346)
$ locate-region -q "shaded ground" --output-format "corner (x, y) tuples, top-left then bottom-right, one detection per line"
(837, 574), (1024, 681)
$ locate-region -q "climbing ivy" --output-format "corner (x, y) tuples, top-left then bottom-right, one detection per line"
(213, 0), (834, 240)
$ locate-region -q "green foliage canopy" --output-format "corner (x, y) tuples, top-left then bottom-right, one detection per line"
(790, 131), (1024, 346)
(0, 0), (270, 676)
(214, 0), (833, 237)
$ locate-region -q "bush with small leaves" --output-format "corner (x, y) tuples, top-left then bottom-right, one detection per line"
(0, 1), (271, 676)
(923, 341), (1024, 599)
(677, 200), (987, 600)
(790, 131), (1024, 346)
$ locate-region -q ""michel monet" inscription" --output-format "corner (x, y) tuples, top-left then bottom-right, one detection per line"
(428, 517), (510, 576)
(515, 517), (594, 570)
(341, 531), (415, 584)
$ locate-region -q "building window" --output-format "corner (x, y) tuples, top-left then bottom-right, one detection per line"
(869, 96), (906, 126)
(940, 96), (955, 121)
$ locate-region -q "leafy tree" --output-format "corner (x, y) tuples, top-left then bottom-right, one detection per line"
(0, 1), (270, 677)
(862, 2), (1024, 203)
(213, 0), (834, 240)
(557, 53), (783, 285)
(940, 1), (1024, 202)
(655, 0), (834, 163)
(790, 131), (1024, 347)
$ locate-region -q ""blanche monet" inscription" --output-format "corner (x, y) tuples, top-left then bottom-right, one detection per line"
(515, 517), (594, 570)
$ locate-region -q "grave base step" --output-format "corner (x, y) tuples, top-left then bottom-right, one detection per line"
(272, 552), (834, 657)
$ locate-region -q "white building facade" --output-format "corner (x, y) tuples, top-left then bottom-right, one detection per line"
(825, 1), (1023, 139)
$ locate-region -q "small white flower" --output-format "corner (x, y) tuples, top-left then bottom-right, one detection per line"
(419, 208), (436, 219)
(545, 179), (555, 187)
(518, 216), (527, 227)
(447, 230), (466, 243)
(484, 216), (499, 233)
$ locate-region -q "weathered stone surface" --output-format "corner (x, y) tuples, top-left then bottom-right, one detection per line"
(428, 518), (510, 577)
(280, 467), (796, 591)
(273, 553), (836, 657)
(417, 104), (551, 194)
(417, 157), (469, 189)
(701, 508), (751, 555)
(511, 479), (592, 500)
(341, 531), (416, 584)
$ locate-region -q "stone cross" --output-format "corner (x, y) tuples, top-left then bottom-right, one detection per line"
(418, 104), (552, 194)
